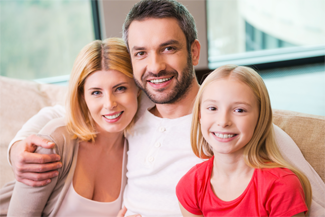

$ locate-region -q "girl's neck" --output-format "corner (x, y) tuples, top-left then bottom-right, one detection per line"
(212, 150), (253, 178)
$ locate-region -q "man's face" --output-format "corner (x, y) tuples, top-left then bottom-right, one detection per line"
(127, 18), (194, 104)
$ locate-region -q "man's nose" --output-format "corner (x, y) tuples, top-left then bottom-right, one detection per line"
(147, 53), (166, 75)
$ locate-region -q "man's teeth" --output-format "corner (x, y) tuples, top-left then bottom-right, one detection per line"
(104, 112), (122, 120)
(214, 133), (236, 139)
(149, 77), (172, 84)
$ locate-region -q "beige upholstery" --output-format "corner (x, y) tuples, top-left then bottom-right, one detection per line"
(0, 76), (67, 187)
(0, 76), (324, 188)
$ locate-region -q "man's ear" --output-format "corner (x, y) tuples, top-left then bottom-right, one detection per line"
(191, 39), (201, 66)
(137, 88), (141, 97)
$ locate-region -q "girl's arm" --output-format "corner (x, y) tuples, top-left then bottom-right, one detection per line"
(179, 203), (204, 217)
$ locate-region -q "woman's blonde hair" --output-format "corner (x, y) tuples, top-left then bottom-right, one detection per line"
(65, 38), (136, 142)
(191, 64), (312, 210)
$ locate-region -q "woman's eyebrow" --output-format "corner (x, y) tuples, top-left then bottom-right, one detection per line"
(113, 82), (128, 88)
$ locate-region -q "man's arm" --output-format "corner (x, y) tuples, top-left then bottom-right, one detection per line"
(8, 105), (65, 187)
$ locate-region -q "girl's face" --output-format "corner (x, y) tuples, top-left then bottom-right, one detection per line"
(83, 70), (139, 134)
(200, 77), (259, 157)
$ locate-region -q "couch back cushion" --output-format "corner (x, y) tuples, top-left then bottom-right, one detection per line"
(0, 76), (67, 186)
(273, 109), (325, 182)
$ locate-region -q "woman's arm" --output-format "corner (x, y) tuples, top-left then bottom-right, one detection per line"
(7, 144), (59, 217)
(179, 203), (204, 217)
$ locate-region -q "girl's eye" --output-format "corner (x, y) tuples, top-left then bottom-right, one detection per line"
(208, 107), (217, 111)
(91, 91), (101, 95)
(235, 108), (245, 113)
(116, 86), (127, 92)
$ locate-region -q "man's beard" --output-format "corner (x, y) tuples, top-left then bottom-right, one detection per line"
(134, 55), (194, 104)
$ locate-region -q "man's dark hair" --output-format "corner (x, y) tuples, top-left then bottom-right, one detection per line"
(123, 0), (198, 52)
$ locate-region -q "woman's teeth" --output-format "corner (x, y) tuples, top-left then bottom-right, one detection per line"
(149, 77), (172, 84)
(213, 133), (236, 139)
(104, 112), (122, 120)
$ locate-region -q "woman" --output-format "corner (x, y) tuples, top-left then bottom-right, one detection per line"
(7, 38), (140, 216)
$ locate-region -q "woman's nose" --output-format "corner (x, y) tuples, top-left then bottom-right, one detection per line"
(104, 94), (117, 109)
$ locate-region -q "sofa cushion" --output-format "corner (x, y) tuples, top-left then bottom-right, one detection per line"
(273, 109), (325, 182)
(0, 76), (67, 187)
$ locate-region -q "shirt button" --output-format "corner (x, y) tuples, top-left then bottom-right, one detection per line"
(148, 156), (154, 162)
(155, 142), (161, 147)
(159, 127), (166, 132)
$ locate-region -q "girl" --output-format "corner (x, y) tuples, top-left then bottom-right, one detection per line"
(176, 65), (311, 217)
(5, 38), (140, 216)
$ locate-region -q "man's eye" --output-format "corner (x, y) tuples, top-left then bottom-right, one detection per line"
(135, 51), (145, 56)
(208, 107), (216, 111)
(91, 91), (101, 95)
(164, 46), (175, 51)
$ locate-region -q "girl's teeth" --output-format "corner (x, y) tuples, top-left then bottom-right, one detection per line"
(214, 133), (235, 139)
(104, 112), (122, 120)
(150, 77), (172, 84)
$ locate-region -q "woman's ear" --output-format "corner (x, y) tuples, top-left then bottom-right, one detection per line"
(191, 39), (201, 66)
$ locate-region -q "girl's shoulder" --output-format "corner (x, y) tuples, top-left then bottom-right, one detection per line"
(257, 167), (297, 180)
(256, 167), (303, 192)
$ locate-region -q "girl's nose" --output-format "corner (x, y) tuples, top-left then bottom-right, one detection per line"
(217, 112), (232, 128)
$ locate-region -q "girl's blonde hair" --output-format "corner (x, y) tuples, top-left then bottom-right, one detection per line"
(65, 38), (136, 142)
(191, 64), (312, 210)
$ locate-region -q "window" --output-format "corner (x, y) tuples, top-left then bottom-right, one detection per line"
(0, 0), (94, 82)
(207, 0), (325, 68)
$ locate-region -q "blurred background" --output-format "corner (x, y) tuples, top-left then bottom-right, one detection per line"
(1, 0), (324, 115)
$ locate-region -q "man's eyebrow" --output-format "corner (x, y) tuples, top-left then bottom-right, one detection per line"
(160, 39), (181, 47)
(131, 40), (181, 53)
(132, 46), (146, 53)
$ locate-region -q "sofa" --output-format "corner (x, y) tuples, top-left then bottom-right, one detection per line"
(0, 75), (324, 189)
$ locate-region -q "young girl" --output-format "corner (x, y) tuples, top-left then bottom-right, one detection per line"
(176, 65), (311, 217)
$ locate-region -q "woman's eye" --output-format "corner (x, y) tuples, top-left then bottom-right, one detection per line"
(91, 91), (101, 95)
(116, 86), (127, 92)
(164, 46), (175, 52)
(208, 107), (216, 111)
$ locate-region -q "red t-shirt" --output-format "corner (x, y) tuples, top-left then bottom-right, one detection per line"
(176, 156), (308, 217)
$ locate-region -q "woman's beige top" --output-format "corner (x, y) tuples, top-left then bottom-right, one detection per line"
(6, 117), (127, 217)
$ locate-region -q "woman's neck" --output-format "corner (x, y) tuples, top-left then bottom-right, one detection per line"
(91, 130), (124, 153)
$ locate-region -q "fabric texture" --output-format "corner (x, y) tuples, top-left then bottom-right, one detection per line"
(176, 157), (308, 217)
(1, 118), (127, 217)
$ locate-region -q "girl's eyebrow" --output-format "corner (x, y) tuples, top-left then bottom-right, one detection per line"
(202, 99), (252, 106)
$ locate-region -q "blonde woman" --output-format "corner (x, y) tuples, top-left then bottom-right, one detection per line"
(176, 65), (311, 216)
(7, 38), (140, 216)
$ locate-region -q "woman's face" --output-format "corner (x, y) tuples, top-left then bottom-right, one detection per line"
(199, 77), (259, 157)
(83, 70), (139, 134)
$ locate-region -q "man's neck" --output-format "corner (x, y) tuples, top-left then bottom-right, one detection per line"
(149, 79), (200, 119)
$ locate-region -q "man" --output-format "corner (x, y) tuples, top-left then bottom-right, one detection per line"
(7, 0), (325, 216)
